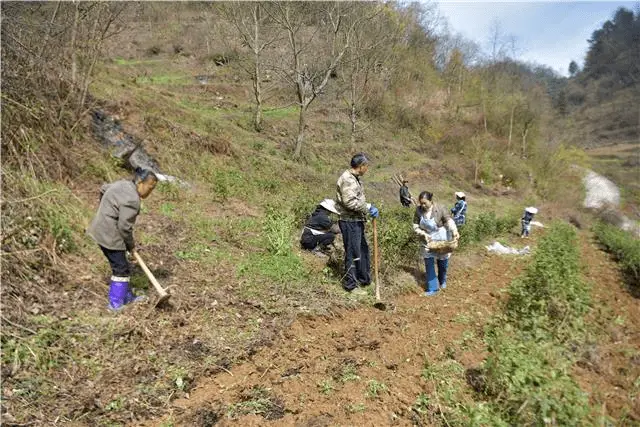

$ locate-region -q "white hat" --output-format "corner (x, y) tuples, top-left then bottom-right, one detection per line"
(525, 207), (538, 214)
(455, 191), (466, 198)
(319, 199), (340, 215)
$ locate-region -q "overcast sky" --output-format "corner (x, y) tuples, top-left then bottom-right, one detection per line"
(436, 1), (638, 76)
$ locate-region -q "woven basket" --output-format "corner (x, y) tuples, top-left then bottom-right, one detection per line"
(427, 238), (459, 253)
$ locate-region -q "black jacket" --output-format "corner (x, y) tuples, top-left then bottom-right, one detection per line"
(400, 185), (412, 206)
(303, 206), (339, 234)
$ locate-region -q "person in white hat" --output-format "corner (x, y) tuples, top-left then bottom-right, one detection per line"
(451, 192), (467, 226)
(521, 207), (538, 238)
(300, 199), (341, 255)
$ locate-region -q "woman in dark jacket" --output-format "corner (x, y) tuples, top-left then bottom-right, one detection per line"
(300, 199), (341, 254)
(87, 168), (158, 310)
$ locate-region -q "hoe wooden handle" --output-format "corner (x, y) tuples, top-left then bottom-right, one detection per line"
(133, 251), (169, 299)
(373, 218), (381, 302)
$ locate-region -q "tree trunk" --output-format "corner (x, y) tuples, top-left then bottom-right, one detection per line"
(481, 84), (488, 134)
(508, 104), (515, 152)
(521, 125), (529, 159)
(252, 4), (263, 132)
(293, 105), (306, 159)
(70, 1), (80, 86)
(483, 106), (488, 134)
(39, 1), (61, 58)
(350, 102), (357, 144)
(349, 77), (357, 144)
(474, 159), (479, 185)
(253, 64), (263, 132)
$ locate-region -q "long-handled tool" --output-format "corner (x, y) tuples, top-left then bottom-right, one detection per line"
(372, 218), (386, 311)
(132, 250), (171, 306)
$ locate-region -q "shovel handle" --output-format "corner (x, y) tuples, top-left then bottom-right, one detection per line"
(132, 251), (169, 298)
(373, 218), (381, 301)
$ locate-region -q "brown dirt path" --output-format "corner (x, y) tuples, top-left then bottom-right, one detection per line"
(573, 233), (640, 423)
(141, 248), (526, 426)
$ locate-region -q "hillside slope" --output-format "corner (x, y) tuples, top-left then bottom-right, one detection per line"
(2, 4), (636, 426)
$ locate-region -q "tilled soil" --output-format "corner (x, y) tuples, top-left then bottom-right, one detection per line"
(141, 250), (525, 426)
(140, 232), (640, 426)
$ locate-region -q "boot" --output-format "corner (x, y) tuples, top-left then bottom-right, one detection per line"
(108, 276), (130, 311)
(437, 258), (449, 289)
(124, 288), (146, 304)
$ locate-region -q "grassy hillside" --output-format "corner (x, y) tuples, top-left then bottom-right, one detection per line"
(1, 3), (620, 425)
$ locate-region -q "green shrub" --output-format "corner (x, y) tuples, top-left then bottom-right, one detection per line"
(206, 168), (244, 201)
(263, 206), (294, 256)
(238, 252), (307, 284)
(593, 222), (640, 286)
(458, 212), (518, 249)
(476, 223), (594, 425)
(483, 332), (590, 425)
(290, 191), (318, 228)
(506, 222), (590, 338)
(377, 206), (417, 268)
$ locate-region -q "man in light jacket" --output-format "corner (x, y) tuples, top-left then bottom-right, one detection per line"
(87, 168), (158, 310)
(336, 153), (379, 293)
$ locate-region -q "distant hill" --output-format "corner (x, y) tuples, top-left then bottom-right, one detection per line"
(557, 7), (639, 148)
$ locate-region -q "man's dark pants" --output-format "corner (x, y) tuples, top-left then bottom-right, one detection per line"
(338, 220), (371, 291)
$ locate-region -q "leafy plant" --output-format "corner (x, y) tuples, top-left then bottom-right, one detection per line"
(479, 223), (593, 425)
(317, 379), (334, 395)
(226, 386), (284, 420)
(593, 222), (640, 287)
(458, 212), (518, 249)
(377, 206), (417, 268)
(340, 364), (360, 383)
(264, 206), (295, 256)
(366, 380), (388, 398)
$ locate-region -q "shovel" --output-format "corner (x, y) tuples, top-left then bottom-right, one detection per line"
(132, 250), (171, 306)
(372, 218), (387, 311)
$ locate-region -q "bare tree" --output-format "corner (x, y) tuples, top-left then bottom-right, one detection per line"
(471, 133), (489, 185)
(219, 2), (281, 131)
(266, 2), (357, 158)
(2, 2), (127, 126)
(338, 3), (397, 143)
(487, 19), (509, 63)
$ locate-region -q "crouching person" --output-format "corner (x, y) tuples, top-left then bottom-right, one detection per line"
(87, 168), (158, 310)
(300, 199), (341, 256)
